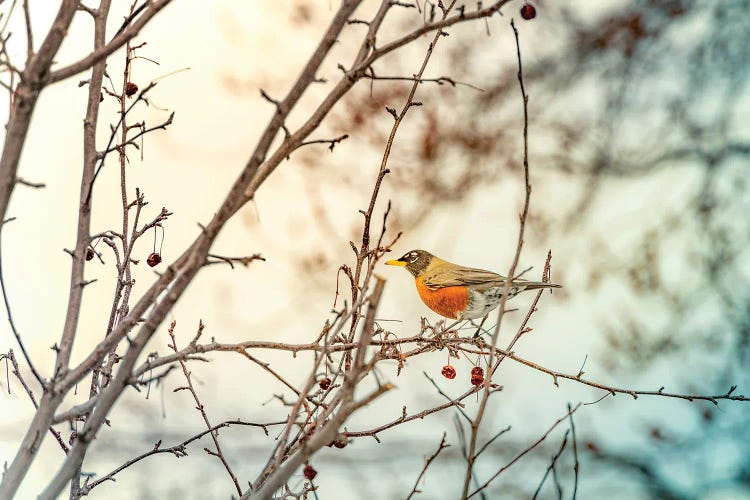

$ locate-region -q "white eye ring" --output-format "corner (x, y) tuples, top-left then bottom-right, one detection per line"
(409, 253), (419, 263)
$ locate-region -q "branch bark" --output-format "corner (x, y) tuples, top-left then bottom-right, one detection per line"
(0, 0), (78, 244)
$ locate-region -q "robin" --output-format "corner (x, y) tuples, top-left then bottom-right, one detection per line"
(385, 249), (561, 321)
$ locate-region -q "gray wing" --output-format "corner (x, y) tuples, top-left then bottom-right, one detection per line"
(422, 265), (561, 291)
(422, 266), (507, 290)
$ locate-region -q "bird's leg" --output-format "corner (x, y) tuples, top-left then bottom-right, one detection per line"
(472, 315), (489, 338)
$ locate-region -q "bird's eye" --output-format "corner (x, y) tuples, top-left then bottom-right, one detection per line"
(409, 252), (419, 263)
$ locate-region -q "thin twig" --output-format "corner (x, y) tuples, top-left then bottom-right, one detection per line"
(0, 351), (68, 453)
(406, 432), (449, 499)
(363, 71), (485, 91)
(15, 177), (45, 188)
(47, 0), (174, 83)
(205, 253), (265, 268)
(468, 404), (582, 498)
(568, 402), (579, 500)
(21, 0), (32, 63)
(79, 419), (285, 495)
(0, 240), (43, 385)
(298, 134), (349, 152)
(168, 321), (242, 496)
(532, 429), (570, 500)
(461, 19), (531, 498)
(473, 425), (512, 460)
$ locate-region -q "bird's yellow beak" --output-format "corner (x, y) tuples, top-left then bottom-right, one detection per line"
(385, 259), (407, 267)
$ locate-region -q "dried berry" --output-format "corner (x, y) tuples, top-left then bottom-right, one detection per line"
(470, 366), (484, 386)
(319, 377), (332, 390)
(303, 464), (317, 481)
(329, 433), (348, 449)
(85, 247), (95, 261)
(146, 252), (162, 267)
(125, 82), (139, 97)
(520, 3), (536, 20)
(441, 365), (456, 379)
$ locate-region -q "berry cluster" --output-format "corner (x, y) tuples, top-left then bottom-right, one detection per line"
(441, 363), (485, 386)
(85, 229), (164, 267)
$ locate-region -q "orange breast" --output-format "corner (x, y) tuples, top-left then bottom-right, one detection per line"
(415, 276), (469, 319)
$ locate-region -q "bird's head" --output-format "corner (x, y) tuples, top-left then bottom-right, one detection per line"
(385, 249), (434, 277)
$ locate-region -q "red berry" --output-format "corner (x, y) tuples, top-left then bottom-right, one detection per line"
(319, 377), (331, 390)
(520, 3), (536, 20)
(303, 464), (317, 481)
(85, 247), (95, 261)
(146, 252), (162, 267)
(471, 366), (484, 386)
(441, 365), (456, 379)
(125, 82), (139, 97)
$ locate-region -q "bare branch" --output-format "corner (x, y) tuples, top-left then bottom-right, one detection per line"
(168, 321), (242, 496)
(0, 239), (44, 386)
(298, 134), (349, 153)
(568, 402), (580, 500)
(14, 176), (45, 188)
(467, 404), (582, 498)
(0, 351), (67, 453)
(0, 0), (79, 237)
(363, 70), (485, 91)
(406, 432), (450, 499)
(532, 430), (570, 500)
(79, 419), (284, 495)
(47, 0), (175, 83)
(21, 0), (32, 63)
(461, 19), (532, 497)
(205, 253), (265, 268)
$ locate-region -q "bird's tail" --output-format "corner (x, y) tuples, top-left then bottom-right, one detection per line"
(518, 281), (562, 290)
